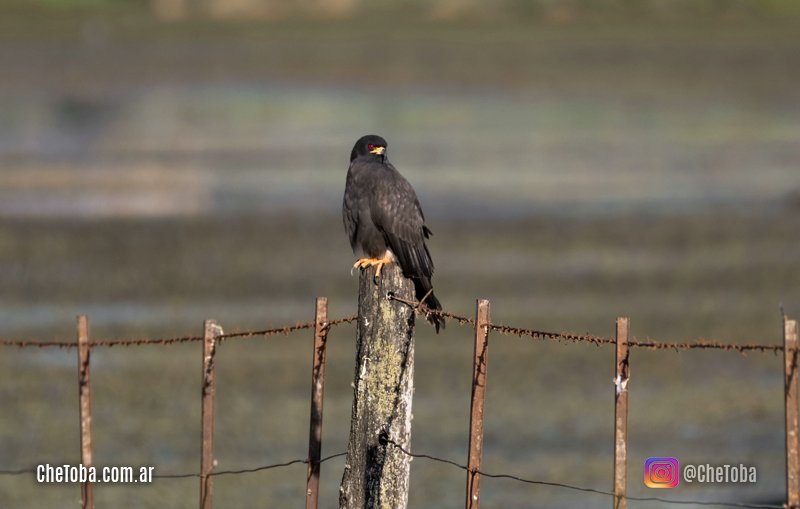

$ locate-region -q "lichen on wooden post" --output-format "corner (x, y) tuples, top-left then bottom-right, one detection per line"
(340, 263), (416, 509)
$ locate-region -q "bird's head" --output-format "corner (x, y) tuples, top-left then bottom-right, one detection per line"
(350, 134), (387, 162)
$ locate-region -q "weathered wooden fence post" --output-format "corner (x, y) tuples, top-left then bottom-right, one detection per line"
(340, 264), (416, 509)
(77, 315), (93, 509)
(785, 317), (800, 509)
(200, 319), (221, 509)
(613, 317), (630, 509)
(307, 297), (329, 509)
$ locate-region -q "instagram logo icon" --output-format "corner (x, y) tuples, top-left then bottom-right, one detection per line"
(644, 457), (680, 488)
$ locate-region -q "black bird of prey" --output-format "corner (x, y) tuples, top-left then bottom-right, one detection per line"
(343, 134), (445, 332)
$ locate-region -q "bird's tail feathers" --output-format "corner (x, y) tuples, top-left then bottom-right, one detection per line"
(414, 279), (445, 333)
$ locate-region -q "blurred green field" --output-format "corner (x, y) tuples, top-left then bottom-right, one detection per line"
(1, 3), (800, 508)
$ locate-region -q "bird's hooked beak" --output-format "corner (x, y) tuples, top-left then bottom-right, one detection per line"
(369, 146), (386, 156)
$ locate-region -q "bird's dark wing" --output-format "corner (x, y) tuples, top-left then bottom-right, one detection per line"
(370, 164), (434, 279)
(342, 164), (360, 252)
(344, 158), (381, 253)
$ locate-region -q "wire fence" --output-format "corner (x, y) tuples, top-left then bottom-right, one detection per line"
(0, 310), (783, 353)
(0, 446), (786, 509)
(0, 296), (797, 509)
(0, 316), (359, 348)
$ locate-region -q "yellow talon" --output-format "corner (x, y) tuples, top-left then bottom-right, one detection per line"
(352, 253), (393, 277)
(375, 259), (387, 278)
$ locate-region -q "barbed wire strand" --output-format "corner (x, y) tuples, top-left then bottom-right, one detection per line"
(0, 316), (358, 349)
(401, 297), (783, 355)
(383, 438), (782, 509)
(487, 322), (784, 354)
(0, 300), (783, 353)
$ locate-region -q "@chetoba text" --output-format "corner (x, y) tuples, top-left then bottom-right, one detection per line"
(644, 457), (756, 488)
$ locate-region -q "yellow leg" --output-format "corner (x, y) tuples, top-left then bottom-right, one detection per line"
(352, 252), (394, 277)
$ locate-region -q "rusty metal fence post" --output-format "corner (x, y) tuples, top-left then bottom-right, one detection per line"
(77, 315), (93, 509)
(466, 299), (490, 509)
(785, 317), (800, 509)
(200, 320), (221, 509)
(613, 317), (630, 509)
(306, 297), (329, 509)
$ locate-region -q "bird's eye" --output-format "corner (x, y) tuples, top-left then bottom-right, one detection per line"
(367, 144), (375, 151)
